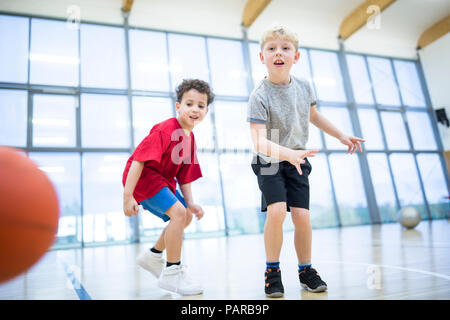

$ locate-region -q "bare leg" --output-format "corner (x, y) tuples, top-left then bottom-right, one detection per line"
(291, 207), (312, 264)
(153, 208), (193, 252)
(264, 202), (287, 262)
(163, 202), (187, 263)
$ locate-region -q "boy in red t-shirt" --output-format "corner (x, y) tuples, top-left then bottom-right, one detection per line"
(122, 79), (214, 295)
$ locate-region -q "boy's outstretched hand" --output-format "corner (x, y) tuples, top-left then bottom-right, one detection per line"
(288, 149), (319, 176)
(188, 204), (204, 220)
(339, 134), (365, 154)
(123, 195), (139, 216)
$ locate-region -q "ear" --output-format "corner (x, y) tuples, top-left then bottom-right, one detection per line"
(259, 51), (265, 64)
(175, 101), (180, 113)
(293, 50), (300, 64)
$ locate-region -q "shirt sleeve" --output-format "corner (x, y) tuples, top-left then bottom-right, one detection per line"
(247, 93), (267, 124)
(133, 129), (167, 163)
(176, 136), (202, 185)
(307, 80), (317, 106)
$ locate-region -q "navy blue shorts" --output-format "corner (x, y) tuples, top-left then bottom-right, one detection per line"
(140, 187), (187, 222)
(251, 156), (312, 212)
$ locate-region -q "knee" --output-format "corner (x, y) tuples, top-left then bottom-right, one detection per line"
(184, 209), (193, 227)
(169, 206), (187, 223)
(266, 202), (286, 225)
(291, 209), (310, 227)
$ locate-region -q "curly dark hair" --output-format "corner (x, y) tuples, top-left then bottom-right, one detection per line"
(175, 79), (215, 106)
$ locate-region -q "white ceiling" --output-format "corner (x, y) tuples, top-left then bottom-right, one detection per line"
(1, 0), (449, 58)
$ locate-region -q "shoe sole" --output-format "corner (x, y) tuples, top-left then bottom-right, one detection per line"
(136, 259), (162, 278)
(158, 281), (203, 296)
(266, 292), (284, 298)
(301, 283), (327, 293)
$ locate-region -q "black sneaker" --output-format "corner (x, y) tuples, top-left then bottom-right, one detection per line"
(265, 268), (284, 298)
(299, 266), (327, 292)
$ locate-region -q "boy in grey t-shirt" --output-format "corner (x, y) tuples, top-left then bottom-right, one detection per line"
(248, 25), (365, 297)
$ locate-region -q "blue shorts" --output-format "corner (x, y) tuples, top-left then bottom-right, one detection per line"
(140, 187), (187, 222)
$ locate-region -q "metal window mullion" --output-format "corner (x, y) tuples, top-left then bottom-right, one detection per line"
(338, 41), (380, 224)
(165, 31), (177, 115)
(26, 17), (32, 151)
(390, 58), (431, 220)
(26, 91), (33, 151)
(204, 37), (229, 236)
(123, 17), (134, 153)
(375, 111), (402, 212)
(76, 23), (82, 149)
(79, 150), (85, 247)
(241, 26), (261, 229)
(77, 22), (84, 248)
(123, 14), (139, 244)
(241, 26), (254, 94)
(364, 56), (402, 213)
(26, 17), (31, 88)
(324, 154), (342, 227)
(307, 48), (342, 227)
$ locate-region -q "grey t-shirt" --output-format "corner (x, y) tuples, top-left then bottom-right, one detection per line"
(247, 76), (316, 162)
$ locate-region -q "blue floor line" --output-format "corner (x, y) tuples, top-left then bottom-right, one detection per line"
(62, 261), (92, 300)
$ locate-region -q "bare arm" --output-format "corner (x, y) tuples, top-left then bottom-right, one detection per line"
(310, 105), (344, 139)
(179, 183), (204, 220)
(179, 183), (194, 207)
(310, 105), (365, 154)
(124, 160), (144, 197)
(123, 160), (144, 216)
(249, 122), (318, 175)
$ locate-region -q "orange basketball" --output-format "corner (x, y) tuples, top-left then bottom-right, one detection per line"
(0, 146), (59, 283)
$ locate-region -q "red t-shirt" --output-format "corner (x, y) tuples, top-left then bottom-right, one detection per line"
(122, 117), (202, 203)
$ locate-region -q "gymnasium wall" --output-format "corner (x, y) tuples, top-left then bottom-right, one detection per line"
(419, 33), (450, 152)
(418, 32), (450, 175)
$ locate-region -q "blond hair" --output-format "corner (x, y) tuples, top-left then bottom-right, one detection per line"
(260, 25), (299, 51)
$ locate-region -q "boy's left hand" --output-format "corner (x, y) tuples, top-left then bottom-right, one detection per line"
(339, 134), (365, 154)
(188, 204), (204, 220)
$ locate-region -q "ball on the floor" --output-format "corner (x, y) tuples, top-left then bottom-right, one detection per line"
(0, 147), (59, 283)
(398, 206), (421, 229)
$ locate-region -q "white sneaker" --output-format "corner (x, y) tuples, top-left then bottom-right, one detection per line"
(158, 264), (203, 295)
(136, 250), (165, 278)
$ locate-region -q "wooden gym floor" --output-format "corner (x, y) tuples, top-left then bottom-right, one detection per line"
(0, 219), (449, 300)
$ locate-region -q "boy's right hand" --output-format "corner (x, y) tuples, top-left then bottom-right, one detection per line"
(123, 194), (139, 217)
(288, 149), (319, 175)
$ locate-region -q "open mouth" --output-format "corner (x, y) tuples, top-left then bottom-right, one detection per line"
(274, 59), (284, 66)
(189, 115), (199, 121)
